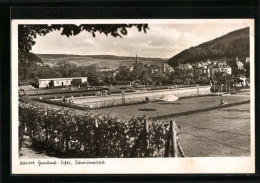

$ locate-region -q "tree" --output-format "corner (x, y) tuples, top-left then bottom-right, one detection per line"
(116, 66), (132, 81)
(18, 52), (43, 82)
(142, 72), (153, 84)
(53, 61), (78, 78)
(214, 72), (235, 86)
(244, 62), (250, 78)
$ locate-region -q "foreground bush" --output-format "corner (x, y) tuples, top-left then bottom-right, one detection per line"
(19, 103), (172, 158)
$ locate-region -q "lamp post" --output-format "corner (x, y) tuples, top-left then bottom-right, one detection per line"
(229, 82), (231, 94)
(211, 75), (216, 93)
(214, 81), (215, 93)
(225, 78), (227, 93)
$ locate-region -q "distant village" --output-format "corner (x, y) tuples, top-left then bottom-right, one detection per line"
(33, 54), (250, 90)
(170, 56), (249, 77)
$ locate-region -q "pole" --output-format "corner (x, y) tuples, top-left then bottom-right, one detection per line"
(122, 92), (125, 104)
(94, 119), (99, 157)
(144, 118), (149, 157)
(170, 120), (177, 157)
(164, 135), (170, 157)
(226, 79), (227, 93)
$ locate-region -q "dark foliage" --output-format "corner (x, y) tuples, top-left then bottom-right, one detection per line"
(168, 27), (249, 67)
(19, 102), (178, 158)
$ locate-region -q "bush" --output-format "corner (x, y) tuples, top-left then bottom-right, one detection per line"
(19, 103), (175, 158)
(34, 98), (148, 110)
(19, 96), (32, 103)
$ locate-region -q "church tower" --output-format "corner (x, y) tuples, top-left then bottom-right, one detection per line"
(135, 53), (138, 64)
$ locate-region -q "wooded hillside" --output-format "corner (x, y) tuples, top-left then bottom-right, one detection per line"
(167, 27), (249, 67)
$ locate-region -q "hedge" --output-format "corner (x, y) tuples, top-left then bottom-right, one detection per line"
(19, 103), (174, 158)
(34, 98), (150, 110)
(34, 93), (218, 111)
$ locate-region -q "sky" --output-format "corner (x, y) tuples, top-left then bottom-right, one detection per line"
(31, 22), (249, 59)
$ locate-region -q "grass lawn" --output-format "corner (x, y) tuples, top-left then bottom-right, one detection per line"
(89, 94), (250, 120)
(172, 103), (250, 157)
(33, 92), (251, 157)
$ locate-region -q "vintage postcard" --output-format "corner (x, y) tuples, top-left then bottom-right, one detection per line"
(11, 19), (255, 174)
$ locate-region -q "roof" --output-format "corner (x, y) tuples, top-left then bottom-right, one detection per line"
(212, 61), (231, 69)
(207, 62), (216, 69)
(38, 77), (87, 81)
(178, 63), (192, 68)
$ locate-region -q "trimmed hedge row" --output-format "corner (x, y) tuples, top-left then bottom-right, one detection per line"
(34, 93), (217, 111)
(151, 100), (250, 120)
(35, 94), (217, 111)
(34, 98), (149, 110)
(34, 98), (89, 110)
(19, 103), (173, 158)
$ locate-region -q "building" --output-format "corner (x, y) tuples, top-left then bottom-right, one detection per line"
(211, 60), (232, 75)
(246, 57), (250, 63)
(196, 62), (209, 74)
(227, 57), (245, 75)
(38, 77), (88, 88)
(99, 68), (116, 72)
(234, 57), (244, 70)
(178, 63), (193, 71)
(206, 62), (217, 77)
(163, 63), (174, 73)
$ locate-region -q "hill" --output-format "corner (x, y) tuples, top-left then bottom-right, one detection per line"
(167, 27), (249, 67)
(36, 54), (167, 69)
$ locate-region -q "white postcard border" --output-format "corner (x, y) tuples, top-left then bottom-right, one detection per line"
(11, 19), (255, 174)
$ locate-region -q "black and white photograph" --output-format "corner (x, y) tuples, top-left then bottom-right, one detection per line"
(11, 19), (255, 174)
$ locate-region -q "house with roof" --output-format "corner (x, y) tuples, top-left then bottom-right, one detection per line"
(196, 61), (209, 74)
(206, 62), (217, 77)
(233, 57), (244, 70)
(178, 63), (193, 71)
(163, 63), (174, 73)
(210, 60), (232, 76)
(38, 77), (88, 88)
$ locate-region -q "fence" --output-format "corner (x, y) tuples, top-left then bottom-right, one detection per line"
(19, 103), (185, 158)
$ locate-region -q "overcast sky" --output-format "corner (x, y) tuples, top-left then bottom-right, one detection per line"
(32, 23), (249, 58)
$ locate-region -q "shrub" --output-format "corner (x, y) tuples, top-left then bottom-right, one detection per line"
(19, 96), (32, 103)
(19, 103), (176, 158)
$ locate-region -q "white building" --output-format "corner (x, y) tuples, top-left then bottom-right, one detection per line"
(211, 60), (232, 75)
(163, 63), (174, 72)
(38, 77), (88, 88)
(178, 63), (193, 71)
(235, 57), (244, 70)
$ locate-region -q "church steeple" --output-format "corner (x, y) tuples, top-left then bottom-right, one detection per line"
(135, 53), (138, 64)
